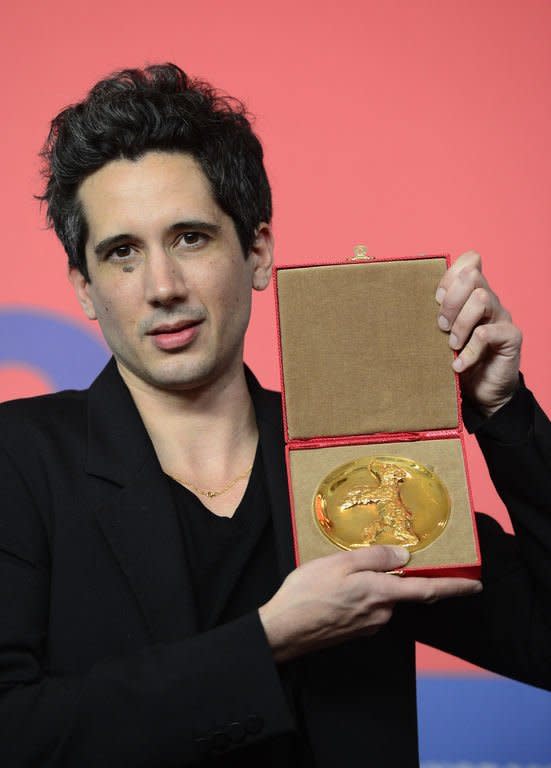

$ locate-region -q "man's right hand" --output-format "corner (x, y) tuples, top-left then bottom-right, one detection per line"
(258, 546), (482, 663)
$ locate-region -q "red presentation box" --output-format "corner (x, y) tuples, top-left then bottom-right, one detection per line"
(274, 254), (481, 578)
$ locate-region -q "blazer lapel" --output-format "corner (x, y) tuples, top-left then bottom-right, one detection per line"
(86, 360), (198, 642)
(85, 360), (294, 643)
(247, 368), (296, 580)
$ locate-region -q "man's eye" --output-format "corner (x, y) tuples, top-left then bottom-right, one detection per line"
(178, 232), (207, 248)
(108, 244), (133, 259)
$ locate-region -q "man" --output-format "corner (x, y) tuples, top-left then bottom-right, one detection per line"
(0, 63), (549, 767)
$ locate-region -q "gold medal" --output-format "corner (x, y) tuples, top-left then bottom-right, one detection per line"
(313, 456), (450, 553)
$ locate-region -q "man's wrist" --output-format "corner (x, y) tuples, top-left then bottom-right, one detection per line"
(258, 604), (288, 664)
(462, 373), (533, 442)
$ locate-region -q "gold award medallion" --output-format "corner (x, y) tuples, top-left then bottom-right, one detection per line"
(313, 456), (450, 553)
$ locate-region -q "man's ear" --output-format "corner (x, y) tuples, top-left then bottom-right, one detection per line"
(250, 222), (274, 291)
(68, 267), (97, 320)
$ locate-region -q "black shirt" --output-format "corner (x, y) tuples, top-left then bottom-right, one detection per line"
(166, 445), (315, 766)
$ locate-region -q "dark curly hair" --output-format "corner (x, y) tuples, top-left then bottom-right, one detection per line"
(38, 63), (272, 281)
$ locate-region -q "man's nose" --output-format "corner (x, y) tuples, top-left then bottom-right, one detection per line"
(144, 249), (187, 305)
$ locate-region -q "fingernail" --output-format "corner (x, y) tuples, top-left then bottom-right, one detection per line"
(452, 357), (463, 372)
(449, 333), (458, 348)
(435, 287), (446, 304)
(391, 546), (410, 565)
(438, 315), (449, 331)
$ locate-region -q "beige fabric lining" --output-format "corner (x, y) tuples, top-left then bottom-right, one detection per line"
(277, 259), (458, 439)
(289, 439), (477, 569)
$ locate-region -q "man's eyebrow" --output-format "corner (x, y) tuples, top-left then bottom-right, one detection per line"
(93, 221), (221, 258)
(168, 220), (221, 236)
(94, 234), (136, 258)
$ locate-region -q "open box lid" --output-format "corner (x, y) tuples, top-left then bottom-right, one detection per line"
(275, 256), (460, 441)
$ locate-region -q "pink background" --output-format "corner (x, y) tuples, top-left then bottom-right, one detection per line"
(1, 0), (550, 676)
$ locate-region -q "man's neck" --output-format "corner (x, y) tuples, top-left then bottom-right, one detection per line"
(116, 359), (258, 488)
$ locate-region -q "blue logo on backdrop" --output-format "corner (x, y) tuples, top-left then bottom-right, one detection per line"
(418, 676), (551, 764)
(0, 308), (110, 391)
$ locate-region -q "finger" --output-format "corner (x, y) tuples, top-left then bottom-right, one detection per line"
(382, 574), (483, 604)
(446, 287), (499, 351)
(452, 321), (522, 373)
(341, 545), (410, 574)
(435, 250), (482, 304)
(361, 605), (395, 636)
(437, 265), (492, 333)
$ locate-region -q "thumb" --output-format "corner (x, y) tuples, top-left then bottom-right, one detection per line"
(343, 545), (411, 573)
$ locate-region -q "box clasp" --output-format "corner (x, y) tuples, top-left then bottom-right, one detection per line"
(351, 244), (375, 261)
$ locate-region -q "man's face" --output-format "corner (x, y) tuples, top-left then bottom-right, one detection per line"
(70, 151), (273, 392)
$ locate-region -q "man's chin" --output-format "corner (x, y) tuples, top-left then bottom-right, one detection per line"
(115, 343), (246, 394)
(147, 360), (219, 392)
(124, 356), (230, 393)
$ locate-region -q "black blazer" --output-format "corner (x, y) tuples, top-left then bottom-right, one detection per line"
(0, 360), (550, 767)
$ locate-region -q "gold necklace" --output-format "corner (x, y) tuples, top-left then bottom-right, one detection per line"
(176, 462), (254, 499)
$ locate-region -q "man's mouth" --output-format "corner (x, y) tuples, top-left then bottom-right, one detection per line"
(147, 319), (204, 351)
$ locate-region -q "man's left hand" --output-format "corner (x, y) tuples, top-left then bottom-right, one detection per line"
(436, 250), (522, 417)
